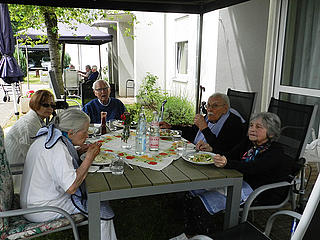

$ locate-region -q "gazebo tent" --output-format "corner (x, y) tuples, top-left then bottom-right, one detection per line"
(18, 22), (113, 87)
(18, 22), (113, 45)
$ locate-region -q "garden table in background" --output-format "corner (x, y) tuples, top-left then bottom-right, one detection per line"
(85, 138), (243, 239)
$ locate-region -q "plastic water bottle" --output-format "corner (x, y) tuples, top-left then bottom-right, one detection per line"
(135, 111), (147, 155)
(149, 111), (160, 151)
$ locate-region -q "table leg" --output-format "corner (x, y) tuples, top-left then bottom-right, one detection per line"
(88, 192), (101, 239)
(224, 178), (242, 229)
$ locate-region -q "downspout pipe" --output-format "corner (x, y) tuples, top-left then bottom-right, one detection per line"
(195, 13), (204, 114)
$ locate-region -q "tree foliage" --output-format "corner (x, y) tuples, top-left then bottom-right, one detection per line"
(8, 4), (137, 92)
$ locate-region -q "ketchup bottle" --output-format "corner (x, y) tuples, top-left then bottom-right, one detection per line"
(101, 112), (107, 135)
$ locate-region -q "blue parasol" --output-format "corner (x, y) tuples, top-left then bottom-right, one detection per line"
(0, 3), (24, 118)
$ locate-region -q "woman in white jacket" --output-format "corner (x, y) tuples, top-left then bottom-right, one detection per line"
(5, 89), (55, 191)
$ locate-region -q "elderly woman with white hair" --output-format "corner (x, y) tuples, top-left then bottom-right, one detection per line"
(185, 112), (297, 236)
(20, 108), (117, 240)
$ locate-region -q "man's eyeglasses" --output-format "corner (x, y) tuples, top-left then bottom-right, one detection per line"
(205, 103), (225, 109)
(41, 103), (56, 108)
(95, 87), (109, 92)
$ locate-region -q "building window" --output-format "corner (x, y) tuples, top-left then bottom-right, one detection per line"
(176, 41), (188, 75)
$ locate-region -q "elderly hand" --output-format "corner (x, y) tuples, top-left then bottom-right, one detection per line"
(213, 154), (227, 168)
(196, 140), (213, 152)
(85, 142), (102, 162)
(159, 121), (171, 129)
(194, 114), (208, 131)
(77, 144), (90, 156)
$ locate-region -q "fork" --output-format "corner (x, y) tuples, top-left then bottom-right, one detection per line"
(94, 165), (104, 173)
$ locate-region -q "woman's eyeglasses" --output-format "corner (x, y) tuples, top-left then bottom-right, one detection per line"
(41, 103), (56, 108)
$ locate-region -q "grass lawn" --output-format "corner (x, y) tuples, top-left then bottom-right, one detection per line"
(23, 73), (43, 85)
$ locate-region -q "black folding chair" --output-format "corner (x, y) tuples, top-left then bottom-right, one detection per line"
(240, 98), (318, 222)
(227, 88), (257, 124)
(212, 172), (320, 240)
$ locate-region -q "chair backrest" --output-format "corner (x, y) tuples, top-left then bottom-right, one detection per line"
(268, 97), (318, 161)
(63, 70), (79, 89)
(292, 173), (320, 240)
(227, 88), (257, 124)
(81, 82), (96, 106)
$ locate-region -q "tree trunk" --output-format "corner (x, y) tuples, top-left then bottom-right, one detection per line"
(42, 8), (64, 95)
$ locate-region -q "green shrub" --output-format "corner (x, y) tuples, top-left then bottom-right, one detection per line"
(136, 72), (166, 110)
(127, 72), (195, 126)
(14, 48), (27, 77)
(162, 95), (195, 125)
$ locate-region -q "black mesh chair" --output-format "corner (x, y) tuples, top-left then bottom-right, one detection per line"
(227, 88), (257, 124)
(211, 172), (320, 240)
(240, 97), (318, 222)
(80, 82), (96, 106)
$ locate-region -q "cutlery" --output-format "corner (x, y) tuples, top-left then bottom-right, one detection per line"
(94, 165), (104, 173)
(124, 161), (134, 170)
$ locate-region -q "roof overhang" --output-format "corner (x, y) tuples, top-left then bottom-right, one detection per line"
(2, 0), (251, 14)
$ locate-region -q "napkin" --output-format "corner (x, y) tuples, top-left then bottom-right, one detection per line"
(88, 166), (111, 173)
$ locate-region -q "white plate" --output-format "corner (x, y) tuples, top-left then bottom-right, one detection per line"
(183, 151), (216, 165)
(80, 152), (117, 165)
(112, 120), (124, 128)
(159, 129), (181, 138)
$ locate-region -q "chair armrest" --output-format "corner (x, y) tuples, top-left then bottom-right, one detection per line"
(241, 181), (292, 222)
(264, 210), (301, 236)
(0, 206), (80, 240)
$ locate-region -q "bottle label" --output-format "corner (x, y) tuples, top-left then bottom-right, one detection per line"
(149, 136), (159, 149)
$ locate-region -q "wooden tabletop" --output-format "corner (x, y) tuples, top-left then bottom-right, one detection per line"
(86, 158), (242, 194)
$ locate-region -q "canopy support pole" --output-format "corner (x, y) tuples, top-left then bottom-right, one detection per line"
(195, 13), (204, 114)
(11, 83), (19, 119)
(99, 45), (102, 72)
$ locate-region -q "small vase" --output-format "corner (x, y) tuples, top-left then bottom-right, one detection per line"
(121, 125), (132, 149)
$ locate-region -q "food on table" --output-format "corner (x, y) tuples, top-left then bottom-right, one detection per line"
(189, 153), (214, 163)
(93, 153), (115, 164)
(160, 129), (180, 137)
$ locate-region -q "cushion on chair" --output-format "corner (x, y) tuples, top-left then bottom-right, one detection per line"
(2, 213), (86, 239)
(0, 126), (14, 235)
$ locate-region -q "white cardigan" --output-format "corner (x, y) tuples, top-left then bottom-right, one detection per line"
(5, 109), (45, 177)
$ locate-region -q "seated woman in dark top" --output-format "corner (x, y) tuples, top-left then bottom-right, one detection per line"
(185, 112), (296, 236)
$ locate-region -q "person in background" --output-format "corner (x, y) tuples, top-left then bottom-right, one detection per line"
(184, 112), (296, 236)
(160, 93), (244, 154)
(78, 65), (92, 80)
(86, 65), (99, 84)
(82, 79), (126, 124)
(5, 90), (55, 191)
(20, 108), (117, 240)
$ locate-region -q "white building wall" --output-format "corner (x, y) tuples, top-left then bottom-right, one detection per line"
(134, 12), (165, 95)
(165, 14), (198, 102)
(215, 0), (270, 112)
(118, 22), (134, 96)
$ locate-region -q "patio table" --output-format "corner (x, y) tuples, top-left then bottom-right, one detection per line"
(85, 133), (243, 239)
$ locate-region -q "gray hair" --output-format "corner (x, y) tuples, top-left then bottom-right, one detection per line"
(54, 108), (90, 133)
(208, 93), (230, 108)
(92, 65), (97, 70)
(92, 79), (110, 90)
(250, 112), (281, 142)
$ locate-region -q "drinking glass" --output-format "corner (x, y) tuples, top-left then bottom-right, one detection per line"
(176, 140), (187, 158)
(110, 157), (124, 175)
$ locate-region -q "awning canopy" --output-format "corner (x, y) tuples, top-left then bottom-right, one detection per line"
(1, 0), (250, 14)
(18, 22), (113, 45)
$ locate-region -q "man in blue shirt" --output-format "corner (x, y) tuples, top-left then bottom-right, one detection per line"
(82, 79), (126, 123)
